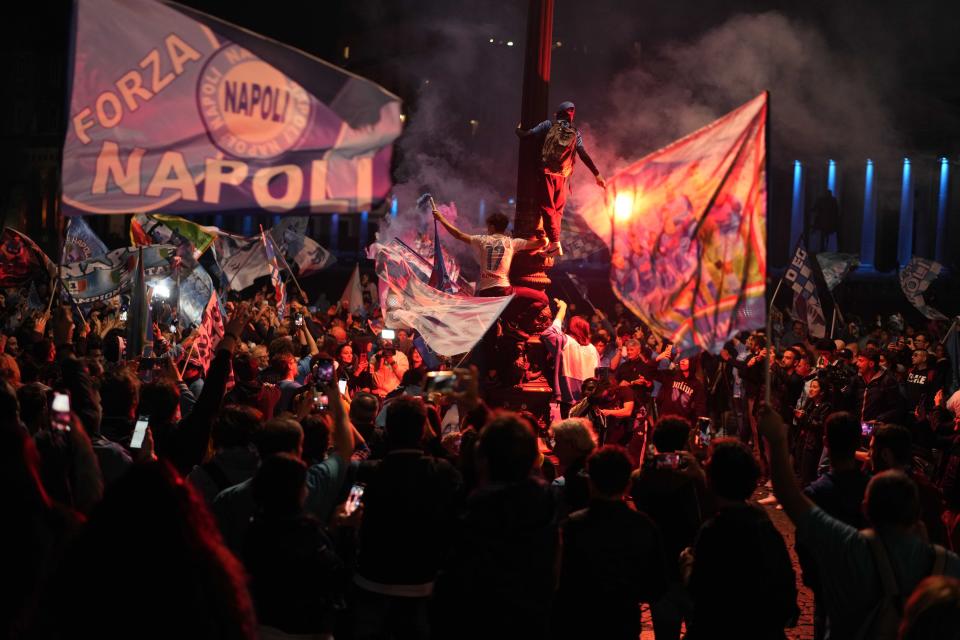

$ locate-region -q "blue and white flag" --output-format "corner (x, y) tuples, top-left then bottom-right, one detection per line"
(177, 258), (217, 328)
(60, 245), (176, 304)
(261, 227), (286, 320)
(815, 252), (860, 292)
(783, 242), (830, 338)
(900, 257), (948, 321)
(63, 0), (401, 217)
(428, 218), (455, 293)
(215, 231), (270, 291)
(64, 216), (108, 263)
(271, 218), (335, 277)
(375, 244), (512, 357)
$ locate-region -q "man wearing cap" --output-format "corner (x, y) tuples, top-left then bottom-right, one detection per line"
(516, 101), (606, 256)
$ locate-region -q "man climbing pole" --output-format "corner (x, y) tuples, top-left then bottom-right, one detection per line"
(515, 101), (606, 256)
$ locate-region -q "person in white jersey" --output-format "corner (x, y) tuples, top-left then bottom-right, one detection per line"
(432, 207), (546, 297)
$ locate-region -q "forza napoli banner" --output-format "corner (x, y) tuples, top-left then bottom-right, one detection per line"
(62, 0), (402, 216)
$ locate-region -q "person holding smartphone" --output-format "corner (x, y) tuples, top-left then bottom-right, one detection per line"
(371, 340), (408, 398)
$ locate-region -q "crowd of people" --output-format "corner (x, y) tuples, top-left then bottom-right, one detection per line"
(3, 250), (960, 640)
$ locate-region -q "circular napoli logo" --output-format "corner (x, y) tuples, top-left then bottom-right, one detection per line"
(197, 45), (312, 160)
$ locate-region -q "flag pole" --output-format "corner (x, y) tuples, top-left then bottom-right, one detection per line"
(263, 226), (308, 303)
(45, 277), (60, 315)
(764, 91), (772, 408)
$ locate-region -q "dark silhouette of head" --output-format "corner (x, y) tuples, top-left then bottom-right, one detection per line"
(385, 395), (427, 449)
(706, 438), (760, 502)
(478, 413), (538, 483)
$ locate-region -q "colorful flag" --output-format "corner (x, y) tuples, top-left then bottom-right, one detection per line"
(340, 264), (364, 315)
(127, 248), (148, 358)
(130, 214), (215, 259)
(0, 228), (56, 288)
(815, 252), (860, 292)
(899, 257), (948, 321)
(60, 245), (176, 304)
(261, 227), (286, 320)
(782, 242), (831, 338)
(375, 244), (513, 356)
(580, 93), (768, 354)
(190, 289), (225, 372)
(558, 211), (608, 263)
(64, 216), (108, 263)
(393, 238), (469, 295)
(428, 218), (455, 293)
(62, 0), (401, 217)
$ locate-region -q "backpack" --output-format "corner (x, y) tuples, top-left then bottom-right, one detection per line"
(854, 529), (947, 640)
(541, 120), (578, 176)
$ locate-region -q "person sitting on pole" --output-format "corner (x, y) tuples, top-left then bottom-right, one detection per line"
(515, 101), (606, 256)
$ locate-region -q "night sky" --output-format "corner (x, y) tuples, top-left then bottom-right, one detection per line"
(4, 0), (959, 266)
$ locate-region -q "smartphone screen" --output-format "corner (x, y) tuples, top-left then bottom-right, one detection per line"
(295, 312), (304, 326)
(52, 392), (71, 432)
(381, 328), (396, 340)
(861, 422), (874, 436)
(52, 392), (70, 414)
(131, 416), (149, 449)
(655, 453), (680, 470)
(425, 371), (457, 395)
(337, 379), (348, 395)
(345, 483), (365, 515)
(314, 358), (335, 386)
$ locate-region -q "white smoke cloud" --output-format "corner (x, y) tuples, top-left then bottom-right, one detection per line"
(569, 11), (902, 233)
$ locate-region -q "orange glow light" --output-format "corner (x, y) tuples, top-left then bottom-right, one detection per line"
(614, 191), (634, 221)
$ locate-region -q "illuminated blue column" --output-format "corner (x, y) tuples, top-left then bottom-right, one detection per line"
(479, 198), (487, 225)
(861, 160), (877, 269)
(329, 213), (340, 252)
(789, 161), (805, 249)
(242, 215), (254, 236)
(897, 158), (914, 267)
(936, 158), (950, 263)
(390, 195), (398, 218)
(213, 214), (224, 230)
(272, 215), (281, 227)
(827, 159), (838, 196)
(359, 210), (369, 251)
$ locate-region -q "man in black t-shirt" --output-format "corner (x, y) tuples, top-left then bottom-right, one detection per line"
(614, 339), (668, 436)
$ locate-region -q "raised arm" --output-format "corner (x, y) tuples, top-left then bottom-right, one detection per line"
(758, 405), (814, 524)
(326, 383), (355, 462)
(552, 298), (568, 328)
(432, 207), (471, 244)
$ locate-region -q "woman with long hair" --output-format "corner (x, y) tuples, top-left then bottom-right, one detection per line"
(45, 461), (257, 639)
(795, 377), (833, 486)
(541, 298), (600, 418)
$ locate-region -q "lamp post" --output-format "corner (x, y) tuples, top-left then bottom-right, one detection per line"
(509, 0), (555, 290)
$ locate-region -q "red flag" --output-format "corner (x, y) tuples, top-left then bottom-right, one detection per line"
(190, 290), (225, 372)
(0, 228), (56, 288)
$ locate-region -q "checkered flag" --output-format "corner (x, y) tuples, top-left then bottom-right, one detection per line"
(783, 244), (827, 337)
